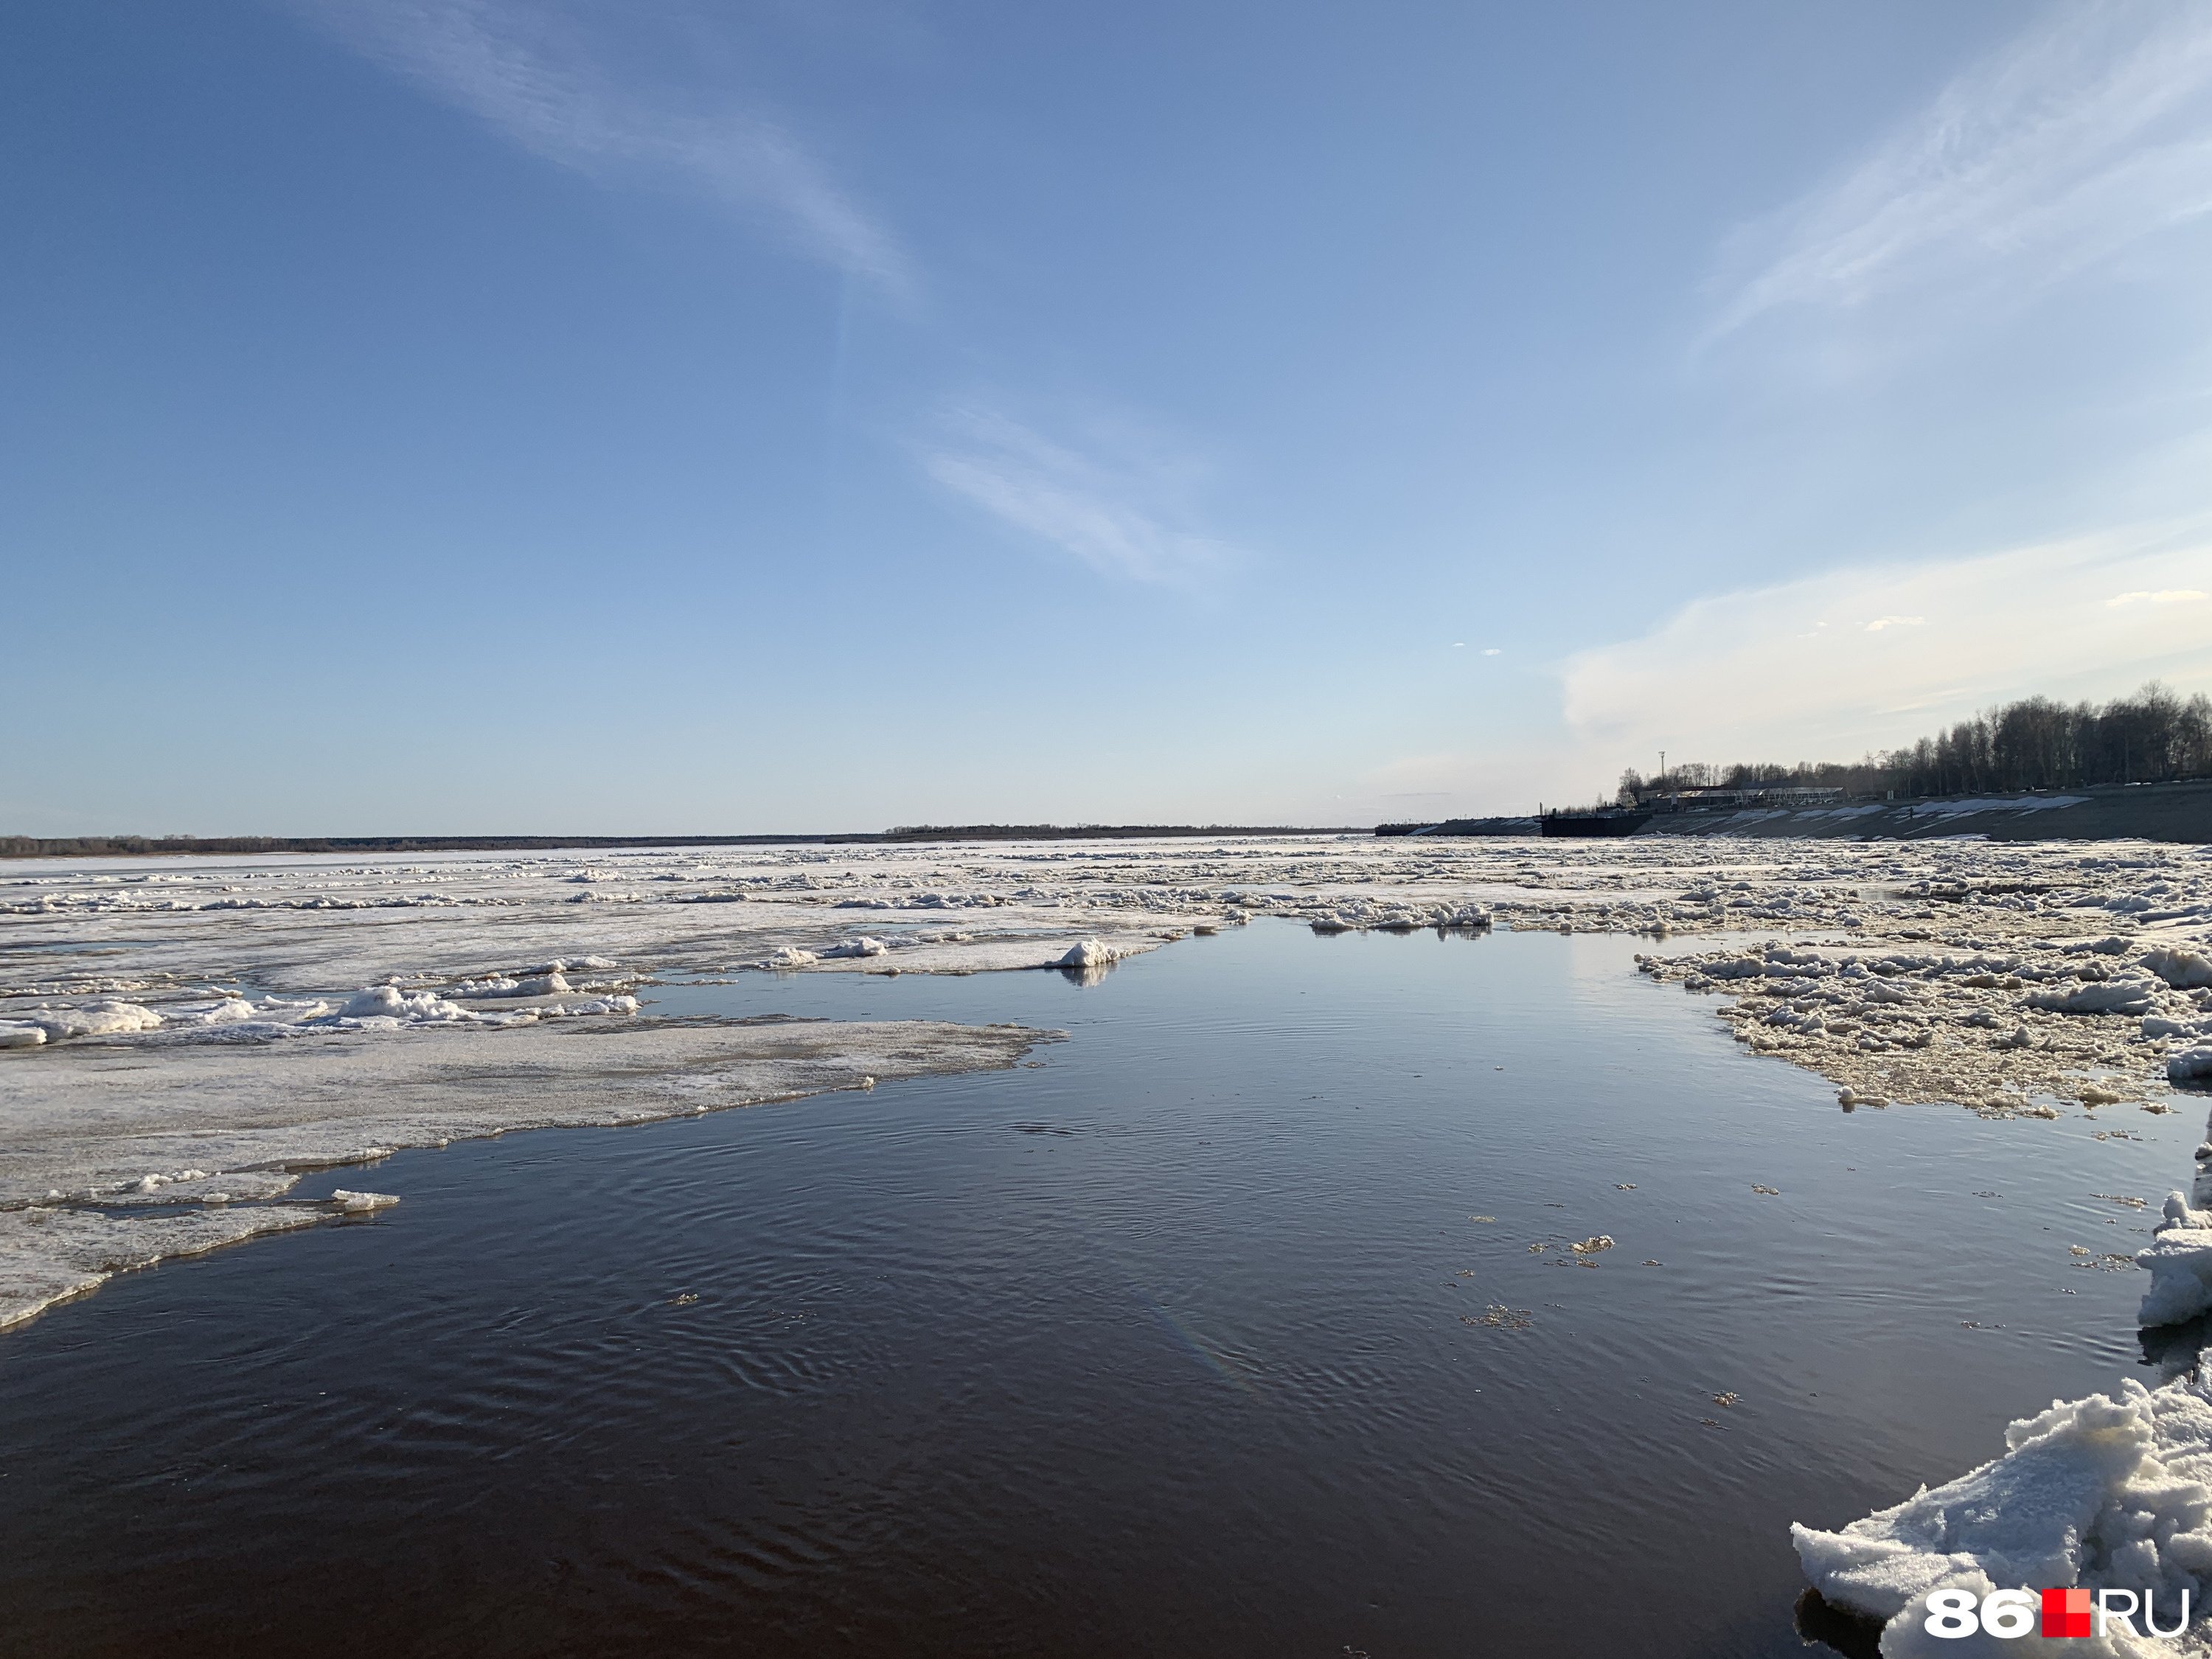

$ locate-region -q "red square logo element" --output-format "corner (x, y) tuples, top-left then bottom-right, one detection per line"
(2043, 1587), (2092, 1638)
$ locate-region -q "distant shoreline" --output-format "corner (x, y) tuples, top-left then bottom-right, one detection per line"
(1380, 777), (2212, 846)
(0, 825), (1368, 860)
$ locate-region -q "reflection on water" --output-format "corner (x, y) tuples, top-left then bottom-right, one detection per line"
(0, 924), (2200, 1658)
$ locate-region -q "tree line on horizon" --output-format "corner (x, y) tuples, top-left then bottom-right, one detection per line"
(1614, 681), (2212, 804)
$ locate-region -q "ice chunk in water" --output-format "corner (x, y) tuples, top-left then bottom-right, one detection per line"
(1055, 939), (1119, 969)
(2025, 980), (2157, 1016)
(1794, 1368), (2212, 1655)
(328, 1190), (400, 1213)
(2143, 947), (2212, 992)
(2171, 1048), (2212, 1086)
(446, 973), (569, 998)
(335, 987), (471, 1023)
(2138, 1192), (2212, 1327)
(27, 1001), (164, 1039)
(190, 998), (261, 1026)
(543, 996), (639, 1018)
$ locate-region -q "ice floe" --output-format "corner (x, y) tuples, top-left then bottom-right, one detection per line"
(1639, 922), (2212, 1117)
(0, 1013), (1052, 1331)
(20, 999), (164, 1039)
(1795, 1369), (2212, 1656)
(2149, 948), (2212, 991)
(334, 985), (473, 1026)
(2136, 1194), (2212, 1329)
(9, 833), (2211, 1119)
(7, 830), (2211, 1345)
(2029, 980), (2160, 1016)
(447, 972), (571, 998)
(328, 1189), (400, 1213)
(0, 1203), (330, 1332)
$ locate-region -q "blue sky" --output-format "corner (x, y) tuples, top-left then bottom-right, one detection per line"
(6, 1), (2211, 833)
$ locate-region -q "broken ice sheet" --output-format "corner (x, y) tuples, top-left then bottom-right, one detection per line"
(0, 1016), (1052, 1331)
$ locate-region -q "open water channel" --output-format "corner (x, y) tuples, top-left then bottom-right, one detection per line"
(1, 922), (2199, 1657)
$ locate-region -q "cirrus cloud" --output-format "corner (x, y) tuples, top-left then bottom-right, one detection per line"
(921, 406), (1243, 587)
(290, 0), (912, 291)
(1709, 5), (2212, 338)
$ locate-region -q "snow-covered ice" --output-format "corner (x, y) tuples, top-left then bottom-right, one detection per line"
(21, 999), (164, 1038)
(0, 1203), (330, 1332)
(2147, 949), (2212, 992)
(10, 833), (2210, 1162)
(328, 1189), (400, 1213)
(0, 1015), (1050, 1329)
(7, 824), (2211, 1503)
(335, 985), (473, 1025)
(1055, 939), (1119, 969)
(1795, 1368), (2212, 1655)
(2136, 1194), (2212, 1329)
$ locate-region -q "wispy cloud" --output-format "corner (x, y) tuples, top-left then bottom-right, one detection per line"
(922, 407), (1242, 585)
(292, 0), (910, 290)
(1711, 5), (2212, 337)
(1561, 526), (2212, 767)
(2109, 588), (2208, 607)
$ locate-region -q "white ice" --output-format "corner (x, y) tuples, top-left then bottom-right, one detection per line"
(0, 1204), (330, 1332)
(2137, 1193), (2212, 1329)
(1795, 1368), (2212, 1656)
(0, 1009), (1048, 1330)
(7, 834), (2211, 1369)
(328, 1189), (400, 1213)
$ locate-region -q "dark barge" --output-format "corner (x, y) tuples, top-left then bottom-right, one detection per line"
(1539, 808), (1652, 838)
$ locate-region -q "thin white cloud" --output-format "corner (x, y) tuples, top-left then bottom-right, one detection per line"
(2109, 588), (2208, 607)
(922, 408), (1242, 585)
(1864, 615), (1925, 632)
(1711, 5), (2212, 335)
(291, 0), (910, 290)
(1562, 527), (2212, 768)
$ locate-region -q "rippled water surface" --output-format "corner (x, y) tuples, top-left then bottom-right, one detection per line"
(0, 924), (2199, 1658)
